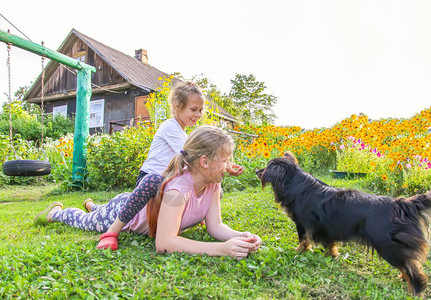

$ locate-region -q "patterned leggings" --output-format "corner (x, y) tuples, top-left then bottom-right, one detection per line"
(52, 174), (163, 233)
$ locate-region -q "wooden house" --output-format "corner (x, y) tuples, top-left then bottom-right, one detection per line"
(24, 29), (236, 133)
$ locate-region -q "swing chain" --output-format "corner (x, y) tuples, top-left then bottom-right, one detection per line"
(39, 42), (50, 162)
(6, 34), (18, 160)
(6, 41), (12, 140)
(6, 30), (12, 144)
(40, 41), (45, 145)
(6, 44), (11, 102)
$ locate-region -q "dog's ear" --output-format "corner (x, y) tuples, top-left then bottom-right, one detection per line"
(260, 164), (276, 189)
(255, 168), (265, 180)
(283, 151), (298, 165)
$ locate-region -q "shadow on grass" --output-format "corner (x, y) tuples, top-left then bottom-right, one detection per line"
(0, 182), (60, 203)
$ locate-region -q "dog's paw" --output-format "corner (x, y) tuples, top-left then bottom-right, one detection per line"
(328, 245), (340, 258)
(295, 241), (312, 252)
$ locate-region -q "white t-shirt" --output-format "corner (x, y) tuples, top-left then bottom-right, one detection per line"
(140, 118), (187, 175)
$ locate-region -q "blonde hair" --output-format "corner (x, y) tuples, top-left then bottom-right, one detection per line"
(147, 125), (234, 237)
(169, 81), (204, 116)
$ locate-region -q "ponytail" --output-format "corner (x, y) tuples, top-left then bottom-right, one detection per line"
(147, 153), (187, 237)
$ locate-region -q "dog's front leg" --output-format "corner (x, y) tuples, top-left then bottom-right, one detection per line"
(326, 242), (340, 258)
(295, 224), (312, 252)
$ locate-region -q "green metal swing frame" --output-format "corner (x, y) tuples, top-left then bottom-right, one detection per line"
(0, 29), (97, 186)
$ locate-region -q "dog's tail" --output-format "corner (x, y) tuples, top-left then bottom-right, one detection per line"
(396, 191), (431, 231)
(403, 191), (431, 212)
(394, 193), (431, 296)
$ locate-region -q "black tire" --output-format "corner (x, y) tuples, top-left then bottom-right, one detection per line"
(2, 160), (51, 177)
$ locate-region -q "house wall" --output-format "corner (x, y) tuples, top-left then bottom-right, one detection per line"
(44, 98), (76, 116)
(46, 87), (148, 134)
(101, 88), (148, 133)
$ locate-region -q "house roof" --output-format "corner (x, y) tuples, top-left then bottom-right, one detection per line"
(24, 29), (235, 121)
(72, 29), (171, 92)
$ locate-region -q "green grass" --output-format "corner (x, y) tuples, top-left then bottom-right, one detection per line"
(0, 180), (429, 299)
(0, 182), (58, 203)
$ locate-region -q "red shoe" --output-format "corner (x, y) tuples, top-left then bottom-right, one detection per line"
(97, 232), (119, 251)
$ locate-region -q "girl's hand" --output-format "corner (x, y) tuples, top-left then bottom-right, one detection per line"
(222, 237), (256, 259)
(241, 232), (262, 252)
(227, 163), (244, 176)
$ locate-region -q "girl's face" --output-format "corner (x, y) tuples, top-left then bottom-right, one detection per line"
(206, 147), (232, 183)
(175, 94), (204, 129)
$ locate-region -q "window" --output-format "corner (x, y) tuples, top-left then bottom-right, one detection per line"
(74, 50), (86, 63)
(89, 99), (104, 128)
(52, 105), (67, 118)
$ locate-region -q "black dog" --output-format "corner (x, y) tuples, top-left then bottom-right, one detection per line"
(256, 152), (431, 297)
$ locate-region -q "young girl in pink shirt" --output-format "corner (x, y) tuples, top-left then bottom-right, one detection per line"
(34, 126), (261, 258)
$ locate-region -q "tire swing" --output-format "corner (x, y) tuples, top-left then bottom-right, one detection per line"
(2, 41), (51, 177)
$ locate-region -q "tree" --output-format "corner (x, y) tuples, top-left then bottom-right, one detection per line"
(1, 85), (39, 116)
(229, 74), (277, 125)
(14, 85), (30, 101)
(172, 72), (238, 117)
(190, 74), (237, 117)
(14, 85), (39, 115)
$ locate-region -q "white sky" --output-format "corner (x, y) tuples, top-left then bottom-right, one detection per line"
(1, 0), (431, 129)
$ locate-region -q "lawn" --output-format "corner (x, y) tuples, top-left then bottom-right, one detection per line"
(0, 177), (428, 299)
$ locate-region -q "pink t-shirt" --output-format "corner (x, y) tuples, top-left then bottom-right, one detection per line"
(122, 171), (220, 235)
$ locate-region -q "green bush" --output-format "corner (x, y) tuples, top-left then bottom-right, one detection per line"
(0, 118), (41, 142)
(0, 134), (42, 164)
(0, 133), (51, 186)
(402, 168), (431, 195)
(43, 114), (75, 141)
(0, 114), (75, 145)
(293, 145), (336, 175)
(222, 153), (267, 192)
(334, 137), (380, 173)
(43, 134), (74, 185)
(86, 125), (155, 189)
(399, 156), (431, 195)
